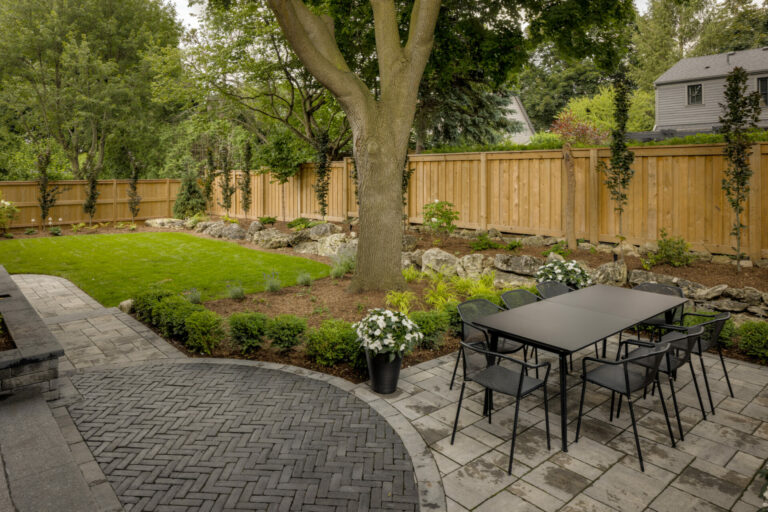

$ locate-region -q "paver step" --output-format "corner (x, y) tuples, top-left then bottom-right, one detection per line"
(0, 390), (99, 512)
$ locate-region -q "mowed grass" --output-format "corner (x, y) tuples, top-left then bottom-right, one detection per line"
(0, 232), (328, 306)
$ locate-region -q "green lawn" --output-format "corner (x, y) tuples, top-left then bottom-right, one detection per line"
(0, 233), (329, 306)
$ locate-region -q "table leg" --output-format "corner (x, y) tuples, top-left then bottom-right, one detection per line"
(559, 353), (568, 452)
(484, 332), (498, 416)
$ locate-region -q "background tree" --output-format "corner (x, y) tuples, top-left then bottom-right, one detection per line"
(719, 67), (761, 272)
(174, 171), (208, 219)
(127, 151), (143, 223)
(35, 150), (65, 229)
(217, 144), (235, 216)
(83, 168), (100, 226)
(694, 0), (768, 56)
(598, 71), (636, 257)
(313, 132), (332, 219)
(561, 86), (655, 132)
(256, 129), (311, 222)
(240, 141), (253, 220)
(203, 147), (218, 214)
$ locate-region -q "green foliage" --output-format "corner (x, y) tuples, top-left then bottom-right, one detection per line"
(240, 141), (253, 217)
(330, 253), (355, 278)
(24, 228), (36, 235)
(227, 284), (245, 301)
(693, 0), (768, 56)
(185, 310), (224, 355)
(184, 288), (202, 304)
(402, 266), (426, 283)
(70, 223), (86, 234)
(536, 260), (592, 288)
(127, 151), (142, 221)
(423, 200), (460, 239)
(49, 226), (61, 236)
(259, 216), (277, 226)
(151, 295), (205, 340)
(35, 151), (64, 227)
(425, 280), (458, 309)
(217, 145), (235, 215)
(438, 300), (463, 337)
(385, 291), (417, 315)
(551, 111), (609, 145)
(563, 85), (655, 132)
(133, 289), (174, 322)
(3, 233), (13, 239)
(287, 217), (312, 229)
(264, 272), (282, 292)
(186, 213), (209, 229)
(256, 130), (312, 221)
(228, 312), (269, 354)
(313, 132), (332, 218)
(173, 172), (207, 219)
(296, 272), (313, 286)
(543, 241), (571, 258)
(720, 66), (762, 271)
(221, 215), (239, 224)
(682, 312), (736, 346)
(450, 273), (497, 300)
(470, 233), (503, 251)
(409, 310), (450, 349)
(305, 319), (365, 369)
(0, 193), (19, 232)
(642, 229), (694, 268)
(736, 321), (768, 361)
(266, 314), (307, 352)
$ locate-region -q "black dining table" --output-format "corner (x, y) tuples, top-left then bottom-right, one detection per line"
(472, 284), (688, 452)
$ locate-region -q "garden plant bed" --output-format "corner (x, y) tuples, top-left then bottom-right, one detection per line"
(0, 317), (14, 352)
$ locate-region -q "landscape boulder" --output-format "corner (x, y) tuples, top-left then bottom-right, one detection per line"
(693, 284), (728, 301)
(592, 261), (627, 286)
(493, 254), (543, 276)
(402, 234), (419, 252)
(457, 254), (487, 279)
(629, 269), (676, 287)
(252, 228), (291, 249)
(294, 241), (320, 255)
(317, 233), (352, 257)
(493, 271), (536, 289)
(596, 244), (614, 254)
(194, 221), (216, 233)
(308, 222), (342, 240)
(520, 235), (547, 248)
(708, 299), (748, 313)
(247, 221), (264, 236)
(220, 223), (246, 240)
(118, 299), (133, 314)
(401, 250), (424, 269)
(145, 218), (185, 229)
(421, 248), (459, 275)
(613, 240), (639, 258)
(711, 255), (731, 265)
(578, 242), (596, 251)
(287, 229), (310, 247)
(546, 252), (565, 263)
(201, 221), (227, 238)
(725, 286), (763, 306)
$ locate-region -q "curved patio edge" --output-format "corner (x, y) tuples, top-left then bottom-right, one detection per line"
(69, 357), (447, 512)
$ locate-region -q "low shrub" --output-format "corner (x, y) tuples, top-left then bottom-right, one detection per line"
(305, 319), (365, 369)
(185, 310), (225, 355)
(423, 200), (460, 241)
(227, 284), (246, 301)
(330, 252), (355, 278)
(402, 266), (425, 283)
(682, 311), (736, 346)
(385, 290), (417, 314)
(438, 300), (462, 336)
(228, 312), (269, 353)
(736, 321), (768, 361)
(505, 240), (522, 251)
(258, 216), (277, 226)
(470, 233), (502, 252)
(221, 215), (239, 224)
(287, 217), (311, 229)
(543, 240), (571, 258)
(296, 272), (313, 286)
(173, 172), (207, 219)
(133, 289), (174, 322)
(186, 212), (209, 228)
(70, 222), (86, 234)
(151, 295), (205, 340)
(49, 226), (61, 236)
(184, 288), (202, 304)
(264, 272), (282, 292)
(410, 310), (450, 349)
(24, 228), (36, 235)
(267, 314), (307, 352)
(3, 233), (12, 239)
(643, 229), (694, 268)
(425, 280), (458, 308)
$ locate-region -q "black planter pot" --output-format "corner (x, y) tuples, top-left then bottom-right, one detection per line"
(365, 350), (402, 394)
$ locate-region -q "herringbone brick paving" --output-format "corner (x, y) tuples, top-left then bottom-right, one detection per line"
(68, 362), (419, 511)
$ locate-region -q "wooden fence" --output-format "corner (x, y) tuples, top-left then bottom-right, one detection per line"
(2, 142), (766, 260)
(0, 179), (181, 228)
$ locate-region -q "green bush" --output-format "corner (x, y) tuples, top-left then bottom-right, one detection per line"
(305, 319), (365, 369)
(402, 266), (425, 283)
(470, 233), (502, 251)
(186, 212), (209, 228)
(543, 240), (571, 258)
(227, 284), (245, 300)
(184, 288), (202, 304)
(287, 217), (310, 229)
(410, 310), (450, 349)
(737, 321), (768, 361)
(151, 295), (205, 340)
(296, 272), (313, 286)
(258, 216), (277, 226)
(385, 290), (417, 315)
(185, 310), (225, 355)
(682, 311), (736, 346)
(643, 229), (694, 268)
(267, 314), (307, 352)
(49, 226), (61, 236)
(330, 252), (355, 278)
(264, 272), (281, 292)
(133, 289), (174, 322)
(228, 312), (269, 354)
(173, 172), (207, 219)
(439, 300), (462, 336)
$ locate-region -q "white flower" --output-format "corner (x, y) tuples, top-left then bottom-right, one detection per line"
(431, 217), (437, 223)
(58, 218), (62, 222)
(434, 199), (439, 203)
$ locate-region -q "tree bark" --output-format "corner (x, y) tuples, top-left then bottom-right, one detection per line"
(562, 144), (577, 250)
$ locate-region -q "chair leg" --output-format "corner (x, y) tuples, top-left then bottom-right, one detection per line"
(668, 374), (684, 441)
(534, 348), (539, 380)
(451, 382), (466, 445)
(718, 347), (734, 398)
(543, 386), (551, 450)
(569, 353), (574, 372)
(602, 338), (607, 358)
(698, 353), (715, 415)
(616, 394), (622, 419)
(655, 376), (675, 448)
(450, 346), (462, 390)
(609, 391), (615, 422)
(507, 396), (522, 475)
(626, 397), (644, 472)
(594, 342), (599, 357)
(575, 378), (587, 441)
(688, 359), (707, 420)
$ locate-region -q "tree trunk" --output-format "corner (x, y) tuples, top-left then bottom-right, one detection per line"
(562, 144), (577, 250)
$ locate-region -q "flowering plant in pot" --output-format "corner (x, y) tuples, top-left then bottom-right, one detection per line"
(355, 308), (422, 394)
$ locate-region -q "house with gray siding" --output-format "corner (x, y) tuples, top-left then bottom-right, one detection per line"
(654, 47), (768, 132)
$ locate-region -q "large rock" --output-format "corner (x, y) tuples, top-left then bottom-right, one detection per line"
(725, 286), (763, 306)
(638, 241), (659, 256)
(220, 223), (246, 240)
(401, 250), (424, 269)
(252, 228), (291, 249)
(707, 299), (748, 313)
(596, 244), (614, 254)
(294, 241), (320, 255)
(194, 221), (216, 233)
(308, 222), (342, 240)
(402, 234), (419, 252)
(118, 299), (133, 314)
(493, 271), (536, 289)
(421, 248), (459, 276)
(592, 261), (627, 286)
(578, 242), (596, 251)
(747, 305), (767, 317)
(202, 221), (227, 238)
(546, 252), (565, 263)
(711, 255), (731, 265)
(693, 284), (728, 301)
(629, 269), (676, 287)
(247, 221), (264, 236)
(493, 254), (543, 276)
(317, 233), (352, 257)
(145, 218), (185, 229)
(613, 241), (639, 258)
(542, 237), (563, 247)
(287, 229), (310, 247)
(676, 279), (705, 298)
(457, 254), (487, 279)
(520, 235), (547, 248)
(764, 292), (768, 306)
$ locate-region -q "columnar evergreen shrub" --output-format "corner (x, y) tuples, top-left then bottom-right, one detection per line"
(35, 150), (64, 228)
(127, 151), (142, 222)
(240, 141), (252, 219)
(173, 172), (207, 219)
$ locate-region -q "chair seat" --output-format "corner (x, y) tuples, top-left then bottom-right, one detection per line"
(470, 365), (543, 397)
(466, 332), (524, 354)
(584, 364), (650, 394)
(625, 345), (685, 374)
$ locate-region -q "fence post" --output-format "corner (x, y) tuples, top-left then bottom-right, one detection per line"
(113, 180), (118, 222)
(166, 179), (171, 217)
(479, 152), (488, 230)
(749, 144), (762, 262)
(342, 158), (351, 220)
(589, 149), (600, 244)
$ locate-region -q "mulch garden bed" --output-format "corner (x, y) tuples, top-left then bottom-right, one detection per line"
(0, 317), (15, 352)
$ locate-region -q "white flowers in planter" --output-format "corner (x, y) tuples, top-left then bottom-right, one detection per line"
(354, 308), (422, 360)
(536, 260), (592, 289)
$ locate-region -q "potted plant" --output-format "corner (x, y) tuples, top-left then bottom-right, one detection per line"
(355, 308), (422, 394)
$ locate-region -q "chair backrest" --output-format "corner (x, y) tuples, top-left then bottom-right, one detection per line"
(459, 340), (500, 382)
(501, 289), (540, 310)
(625, 342), (670, 391)
(633, 282), (685, 323)
(536, 281), (572, 299)
(693, 312), (730, 351)
(667, 325), (704, 366)
(457, 298), (503, 343)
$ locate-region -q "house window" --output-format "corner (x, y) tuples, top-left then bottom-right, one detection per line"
(759, 77), (768, 106)
(687, 84), (702, 105)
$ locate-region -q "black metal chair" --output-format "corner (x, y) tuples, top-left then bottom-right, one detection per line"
(575, 341), (672, 472)
(500, 289), (541, 377)
(632, 283), (685, 340)
(452, 340), (551, 474)
(657, 312), (733, 415)
(536, 281), (573, 299)
(450, 299), (529, 390)
(621, 325), (705, 438)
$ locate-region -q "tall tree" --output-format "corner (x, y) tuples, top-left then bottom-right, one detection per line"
(720, 67), (761, 272)
(251, 0), (635, 290)
(694, 0), (768, 56)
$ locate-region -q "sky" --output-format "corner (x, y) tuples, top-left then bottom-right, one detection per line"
(170, 0), (651, 31)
